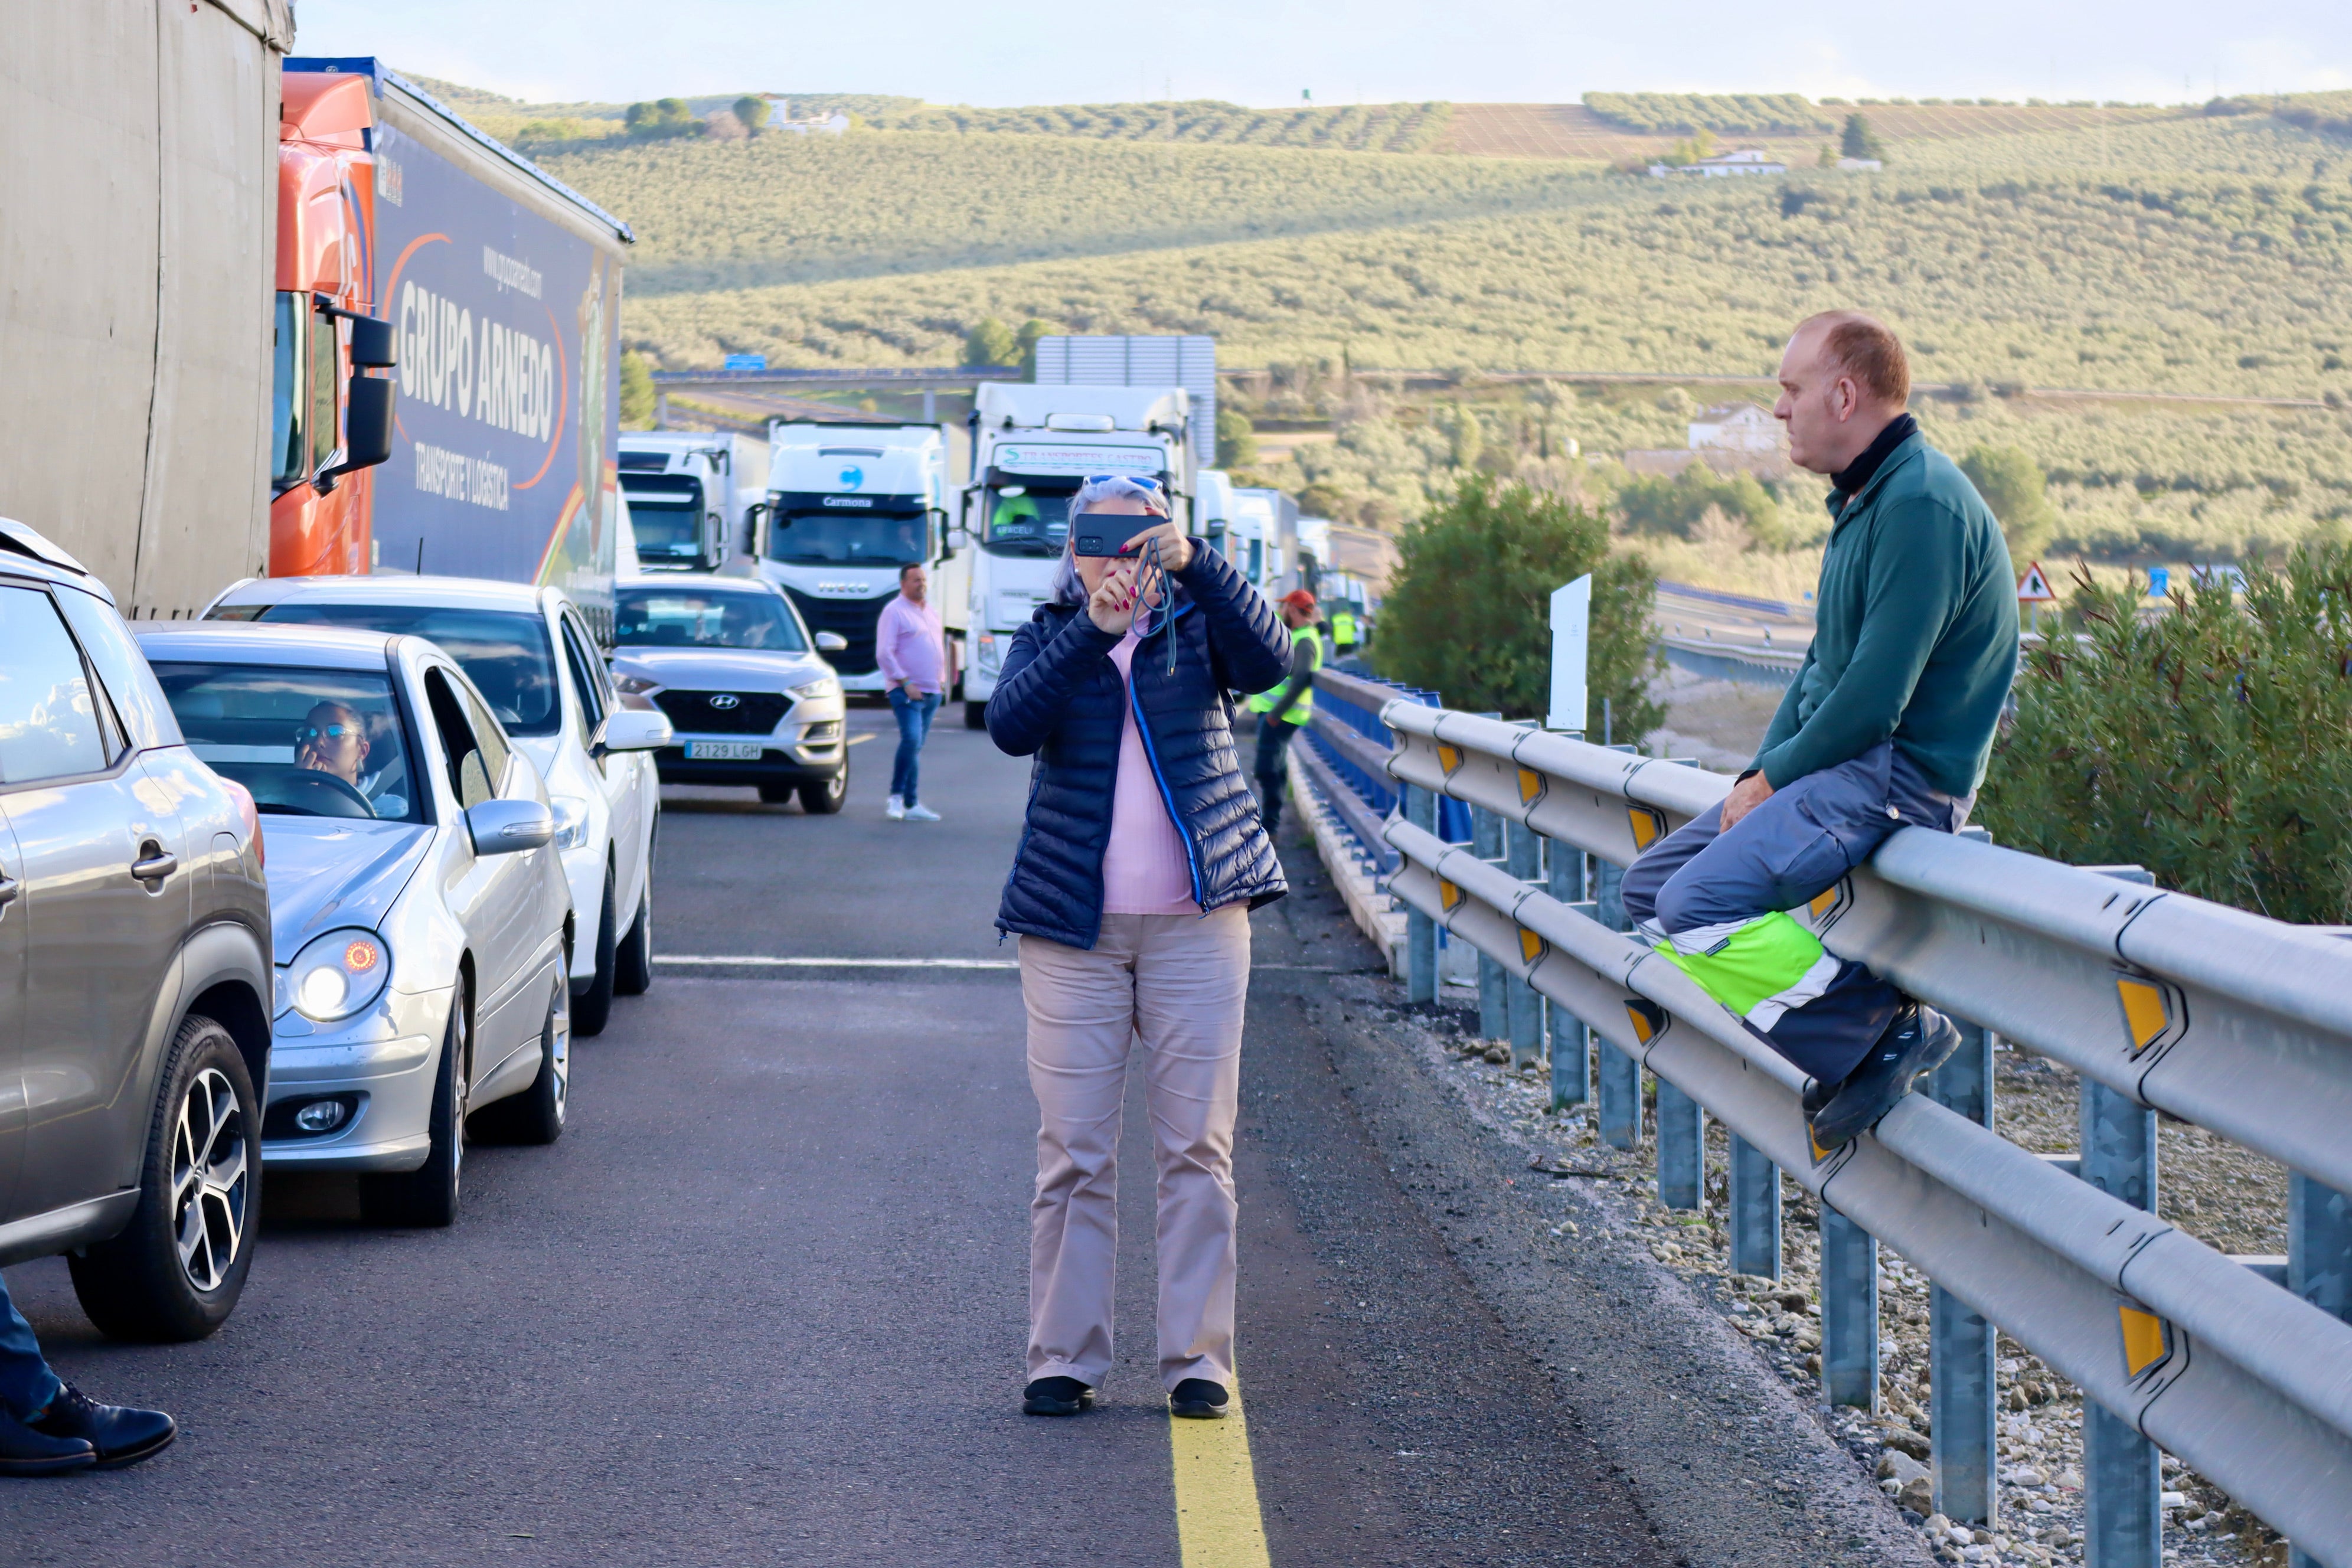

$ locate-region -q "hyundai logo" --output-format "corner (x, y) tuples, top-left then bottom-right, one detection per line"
(707, 694), (741, 710)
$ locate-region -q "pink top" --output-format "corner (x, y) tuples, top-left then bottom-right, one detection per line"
(1101, 629), (1199, 916)
(875, 593), (945, 694)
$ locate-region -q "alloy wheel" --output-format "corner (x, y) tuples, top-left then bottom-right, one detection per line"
(548, 965), (571, 1123)
(171, 1067), (250, 1293)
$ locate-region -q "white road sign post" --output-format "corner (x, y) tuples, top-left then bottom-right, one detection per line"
(1548, 574), (1591, 734)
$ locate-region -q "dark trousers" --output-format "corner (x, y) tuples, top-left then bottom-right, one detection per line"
(1619, 742), (1966, 1084)
(0, 1274), (60, 1417)
(887, 687), (940, 805)
(1252, 716), (1299, 833)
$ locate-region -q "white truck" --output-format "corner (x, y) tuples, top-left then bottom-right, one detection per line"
(1224, 487), (1301, 601)
(616, 431), (770, 575)
(956, 381), (1198, 727)
(754, 420), (951, 694)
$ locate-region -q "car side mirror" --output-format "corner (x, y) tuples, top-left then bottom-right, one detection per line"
(596, 707), (672, 756)
(466, 798), (553, 856)
(814, 631), (848, 654)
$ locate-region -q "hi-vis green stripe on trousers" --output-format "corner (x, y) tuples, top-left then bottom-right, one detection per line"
(1619, 742), (1969, 1086)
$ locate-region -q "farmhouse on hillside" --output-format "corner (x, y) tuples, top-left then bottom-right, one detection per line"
(1688, 401), (1781, 453)
(1649, 148), (1788, 178)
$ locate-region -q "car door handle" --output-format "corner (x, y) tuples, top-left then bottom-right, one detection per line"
(0, 871), (17, 911)
(130, 847), (178, 884)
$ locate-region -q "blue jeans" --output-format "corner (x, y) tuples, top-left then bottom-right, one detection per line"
(887, 687), (941, 805)
(0, 1273), (61, 1417)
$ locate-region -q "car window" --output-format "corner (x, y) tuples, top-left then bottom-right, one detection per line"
(423, 667), (495, 810)
(0, 584), (109, 785)
(458, 685), (514, 794)
(249, 603), (561, 736)
(558, 613), (606, 745)
(615, 586), (808, 651)
(54, 584), (183, 751)
(150, 662), (424, 822)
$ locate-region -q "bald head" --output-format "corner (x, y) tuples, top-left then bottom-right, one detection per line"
(1775, 311), (1910, 476)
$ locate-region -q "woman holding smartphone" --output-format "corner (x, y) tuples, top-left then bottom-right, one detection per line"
(985, 474), (1293, 1421)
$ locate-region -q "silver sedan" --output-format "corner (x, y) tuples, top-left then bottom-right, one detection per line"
(135, 622), (574, 1227)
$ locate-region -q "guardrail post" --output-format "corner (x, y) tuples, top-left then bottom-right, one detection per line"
(1655, 1081), (1703, 1210)
(2287, 1176), (2349, 1568)
(1925, 1001), (1998, 1527)
(1505, 808), (1543, 1069)
(1728, 1134), (1779, 1278)
(1820, 1206), (1879, 1410)
(1589, 854), (1642, 1149)
(1546, 835), (1591, 1109)
(1471, 784), (1507, 1042)
(1402, 782), (1437, 1005)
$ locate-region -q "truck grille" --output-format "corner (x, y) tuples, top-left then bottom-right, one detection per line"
(653, 690), (792, 736)
(780, 587), (888, 674)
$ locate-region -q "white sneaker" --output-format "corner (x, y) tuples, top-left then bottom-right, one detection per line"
(902, 803), (941, 822)
(886, 794), (906, 820)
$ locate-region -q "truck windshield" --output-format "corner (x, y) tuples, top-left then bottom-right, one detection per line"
(767, 508), (926, 566)
(246, 605), (561, 737)
(623, 476), (706, 563)
(616, 587), (808, 651)
(151, 663), (424, 824)
(983, 486), (1076, 556)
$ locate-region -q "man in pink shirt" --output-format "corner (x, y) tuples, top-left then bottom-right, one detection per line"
(874, 562), (946, 821)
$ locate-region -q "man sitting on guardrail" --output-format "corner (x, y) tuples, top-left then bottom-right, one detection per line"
(1621, 312), (2020, 1151)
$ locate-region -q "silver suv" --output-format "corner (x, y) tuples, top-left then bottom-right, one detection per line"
(0, 522), (272, 1341)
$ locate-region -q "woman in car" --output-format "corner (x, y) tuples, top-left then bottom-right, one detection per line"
(984, 475), (1292, 1423)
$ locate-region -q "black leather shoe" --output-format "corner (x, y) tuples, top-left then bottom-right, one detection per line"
(1809, 1005), (1962, 1152)
(1169, 1378), (1229, 1419)
(1801, 1075), (1835, 1119)
(0, 1404), (95, 1476)
(29, 1385), (175, 1470)
(1022, 1377), (1095, 1417)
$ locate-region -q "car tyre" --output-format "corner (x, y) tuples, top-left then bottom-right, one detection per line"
(471, 959), (569, 1146)
(359, 978), (468, 1228)
(614, 879), (654, 996)
(799, 767), (847, 815)
(573, 864), (618, 1037)
(964, 701), (987, 730)
(68, 1016), (260, 1343)
(757, 782), (794, 805)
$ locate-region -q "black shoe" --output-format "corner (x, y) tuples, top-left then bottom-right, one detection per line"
(1808, 1005), (1962, 1152)
(1169, 1378), (1230, 1419)
(28, 1385), (175, 1471)
(1801, 1075), (1835, 1119)
(0, 1404), (95, 1477)
(1022, 1377), (1095, 1417)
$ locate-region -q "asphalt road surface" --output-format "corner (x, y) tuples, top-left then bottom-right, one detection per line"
(4, 704), (1668, 1566)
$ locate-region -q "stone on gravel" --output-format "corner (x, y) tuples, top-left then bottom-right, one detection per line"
(1879, 1450), (1930, 1485)
(1884, 1425), (1934, 1460)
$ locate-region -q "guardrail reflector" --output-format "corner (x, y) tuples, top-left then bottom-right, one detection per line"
(1437, 743), (1464, 775)
(2118, 1304), (2172, 1378)
(1809, 889), (1837, 919)
(1625, 999), (1664, 1044)
(1629, 807), (1667, 851)
(1517, 766), (1545, 806)
(1518, 927), (1544, 965)
(2113, 974), (2182, 1057)
(1439, 878), (1465, 913)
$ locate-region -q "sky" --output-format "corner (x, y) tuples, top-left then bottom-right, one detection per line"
(298, 0), (2350, 110)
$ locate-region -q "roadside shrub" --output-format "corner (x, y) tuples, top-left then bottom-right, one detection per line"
(1373, 476), (1662, 734)
(1216, 406), (1259, 469)
(1977, 548), (2352, 922)
(619, 350), (655, 429)
(1959, 444), (2057, 560)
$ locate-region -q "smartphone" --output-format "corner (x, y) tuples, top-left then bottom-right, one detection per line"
(1071, 511), (1159, 557)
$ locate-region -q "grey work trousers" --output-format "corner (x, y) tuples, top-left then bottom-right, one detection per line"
(1019, 905), (1250, 1391)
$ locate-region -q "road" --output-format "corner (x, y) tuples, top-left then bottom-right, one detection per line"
(3, 704), (1667, 1566)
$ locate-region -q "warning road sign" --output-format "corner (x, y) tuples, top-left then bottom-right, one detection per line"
(2017, 562), (2056, 602)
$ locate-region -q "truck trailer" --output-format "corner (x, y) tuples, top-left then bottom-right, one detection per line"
(275, 60), (634, 632)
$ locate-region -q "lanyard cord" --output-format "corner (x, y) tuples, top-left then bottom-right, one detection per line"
(1132, 535), (1179, 678)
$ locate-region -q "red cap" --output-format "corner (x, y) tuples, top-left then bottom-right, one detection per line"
(1280, 590), (1319, 614)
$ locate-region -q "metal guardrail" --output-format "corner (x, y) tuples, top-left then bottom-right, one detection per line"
(1373, 702), (2352, 1566)
(1656, 633), (1805, 689)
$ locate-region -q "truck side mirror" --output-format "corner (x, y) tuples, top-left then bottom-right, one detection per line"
(321, 375), (395, 488)
(345, 314), (397, 369)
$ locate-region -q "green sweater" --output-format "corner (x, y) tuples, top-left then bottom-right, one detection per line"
(1755, 432), (2019, 798)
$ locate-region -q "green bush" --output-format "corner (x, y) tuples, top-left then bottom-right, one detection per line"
(1373, 476), (1662, 733)
(1958, 444), (2056, 560)
(1216, 406), (1258, 469)
(618, 350), (655, 429)
(1842, 113), (1886, 161)
(963, 317), (1018, 368)
(624, 98), (700, 139)
(1977, 548), (2352, 922)
(733, 96), (772, 135)
(1616, 464), (1780, 539)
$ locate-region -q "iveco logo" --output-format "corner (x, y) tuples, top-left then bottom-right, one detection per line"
(707, 694), (741, 710)
(816, 582), (864, 595)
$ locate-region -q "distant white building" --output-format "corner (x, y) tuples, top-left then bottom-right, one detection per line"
(1838, 156), (1883, 172)
(775, 110), (851, 136)
(1688, 402), (1782, 453)
(1649, 148), (1788, 178)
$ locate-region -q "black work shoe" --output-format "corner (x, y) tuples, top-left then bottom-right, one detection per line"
(1808, 1005), (1962, 1152)
(1801, 1076), (1835, 1119)
(1169, 1378), (1230, 1419)
(0, 1404), (95, 1477)
(28, 1385), (175, 1471)
(1022, 1377), (1095, 1417)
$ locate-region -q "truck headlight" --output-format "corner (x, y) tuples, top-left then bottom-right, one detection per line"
(550, 795), (592, 851)
(790, 677), (839, 701)
(281, 929), (391, 1023)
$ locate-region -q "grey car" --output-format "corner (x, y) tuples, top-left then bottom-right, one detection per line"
(135, 622), (573, 1227)
(0, 521), (272, 1342)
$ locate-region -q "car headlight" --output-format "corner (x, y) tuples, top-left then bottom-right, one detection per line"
(790, 677), (840, 701)
(280, 928), (391, 1023)
(550, 794), (592, 851)
(611, 671), (662, 695)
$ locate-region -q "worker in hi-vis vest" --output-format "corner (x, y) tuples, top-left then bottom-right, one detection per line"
(1246, 590), (1323, 837)
(1328, 605), (1360, 655)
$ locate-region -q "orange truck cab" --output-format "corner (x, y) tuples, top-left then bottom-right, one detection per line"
(272, 71), (396, 578)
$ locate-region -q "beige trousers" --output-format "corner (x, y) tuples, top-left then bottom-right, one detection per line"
(1020, 906), (1250, 1392)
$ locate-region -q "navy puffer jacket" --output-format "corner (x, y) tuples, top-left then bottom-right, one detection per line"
(988, 547), (1291, 948)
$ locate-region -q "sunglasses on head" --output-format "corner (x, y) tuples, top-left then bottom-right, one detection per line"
(1084, 474), (1162, 490)
(299, 722), (361, 742)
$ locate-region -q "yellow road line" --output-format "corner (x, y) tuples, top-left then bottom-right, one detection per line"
(1168, 1380), (1273, 1568)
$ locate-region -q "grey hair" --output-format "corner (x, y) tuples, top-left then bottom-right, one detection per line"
(1048, 476), (1169, 606)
